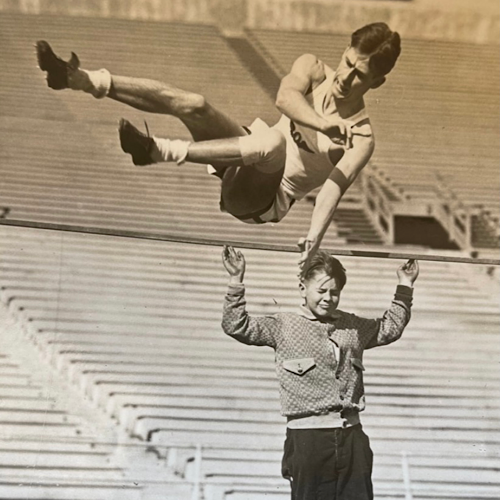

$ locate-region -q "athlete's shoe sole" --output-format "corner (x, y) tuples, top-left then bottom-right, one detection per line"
(119, 119), (155, 166)
(36, 40), (79, 90)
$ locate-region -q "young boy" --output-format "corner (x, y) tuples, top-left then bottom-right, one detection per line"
(221, 246), (419, 500)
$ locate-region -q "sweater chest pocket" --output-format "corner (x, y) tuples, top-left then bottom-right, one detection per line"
(282, 358), (316, 376)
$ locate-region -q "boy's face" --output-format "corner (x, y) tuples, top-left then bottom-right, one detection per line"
(300, 271), (341, 320)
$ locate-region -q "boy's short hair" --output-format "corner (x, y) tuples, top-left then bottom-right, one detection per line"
(302, 251), (347, 290)
(351, 22), (401, 77)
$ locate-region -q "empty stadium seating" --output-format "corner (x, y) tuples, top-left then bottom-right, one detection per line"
(1, 224), (499, 499)
(1, 10), (499, 500)
(0, 304), (195, 499)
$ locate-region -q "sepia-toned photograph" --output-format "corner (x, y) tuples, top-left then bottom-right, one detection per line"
(0, 0), (499, 499)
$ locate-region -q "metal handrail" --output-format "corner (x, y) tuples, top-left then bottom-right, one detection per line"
(191, 444), (203, 500)
(401, 451), (413, 500)
(359, 169), (395, 243)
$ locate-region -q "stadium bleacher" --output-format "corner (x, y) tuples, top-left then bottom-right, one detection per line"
(0, 10), (499, 500)
(1, 224), (499, 499)
(0, 304), (193, 500)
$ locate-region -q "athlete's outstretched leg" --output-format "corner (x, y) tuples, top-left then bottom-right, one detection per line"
(119, 118), (286, 172)
(108, 76), (246, 141)
(36, 41), (246, 142)
(119, 118), (287, 218)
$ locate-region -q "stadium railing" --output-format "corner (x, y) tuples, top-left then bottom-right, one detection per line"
(360, 166), (499, 251)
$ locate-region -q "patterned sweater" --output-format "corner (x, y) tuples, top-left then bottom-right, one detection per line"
(222, 284), (413, 417)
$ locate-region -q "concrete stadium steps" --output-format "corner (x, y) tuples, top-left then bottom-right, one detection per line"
(150, 425), (500, 466)
(59, 351), (499, 387)
(224, 36), (281, 99)
(333, 205), (383, 245)
(53, 365), (500, 404)
(249, 29), (500, 216)
(0, 358), (141, 498)
(7, 285), (499, 320)
(0, 482), (142, 500)
(129, 409), (500, 443)
(0, 354), (87, 440)
(104, 374), (500, 420)
(0, 435), (193, 494)
(0, 446), (116, 469)
(248, 30), (499, 108)
(185, 450), (500, 499)
(0, 306), (196, 500)
(115, 396), (499, 433)
(0, 225), (493, 306)
(1, 224), (499, 498)
(203, 483), (500, 500)
(85, 379), (500, 422)
(1, 226), (498, 353)
(151, 425), (500, 459)
(163, 437), (500, 500)
(181, 447), (500, 482)
(0, 471), (190, 500)
(247, 29), (499, 93)
(1, 270), (492, 308)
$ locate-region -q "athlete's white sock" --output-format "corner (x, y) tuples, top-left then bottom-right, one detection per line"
(68, 68), (112, 99)
(151, 137), (190, 165)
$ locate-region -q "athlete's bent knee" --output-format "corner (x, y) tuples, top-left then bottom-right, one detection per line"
(239, 129), (286, 172)
(184, 93), (207, 116)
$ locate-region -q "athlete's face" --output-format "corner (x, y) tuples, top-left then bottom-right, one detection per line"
(332, 46), (384, 101)
(300, 271), (341, 320)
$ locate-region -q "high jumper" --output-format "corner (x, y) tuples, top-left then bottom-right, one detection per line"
(36, 22), (401, 272)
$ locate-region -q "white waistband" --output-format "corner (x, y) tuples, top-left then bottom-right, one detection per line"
(287, 411), (360, 429)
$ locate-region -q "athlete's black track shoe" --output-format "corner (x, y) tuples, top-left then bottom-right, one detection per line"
(36, 40), (80, 90)
(119, 119), (155, 166)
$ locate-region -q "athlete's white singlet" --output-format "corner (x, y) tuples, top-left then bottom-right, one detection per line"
(272, 64), (370, 201)
(235, 63), (372, 224)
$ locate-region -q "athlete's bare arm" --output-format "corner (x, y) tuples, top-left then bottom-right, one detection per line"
(276, 54), (353, 147)
(299, 130), (375, 271)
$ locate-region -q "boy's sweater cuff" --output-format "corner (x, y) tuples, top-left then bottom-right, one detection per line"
(395, 285), (413, 303)
(227, 283), (245, 295)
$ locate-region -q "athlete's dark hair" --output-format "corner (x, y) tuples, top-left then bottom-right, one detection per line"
(302, 251), (347, 290)
(351, 22), (401, 76)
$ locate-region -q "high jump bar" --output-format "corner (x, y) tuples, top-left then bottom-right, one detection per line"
(1, 218), (499, 266)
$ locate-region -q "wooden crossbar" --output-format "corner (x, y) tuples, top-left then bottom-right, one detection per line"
(0, 219), (499, 266)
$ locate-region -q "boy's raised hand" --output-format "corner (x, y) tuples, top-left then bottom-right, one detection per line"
(222, 245), (246, 284)
(397, 259), (419, 287)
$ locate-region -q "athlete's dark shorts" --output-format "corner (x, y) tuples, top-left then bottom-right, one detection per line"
(220, 163), (285, 223)
(219, 123), (287, 224)
(282, 424), (374, 500)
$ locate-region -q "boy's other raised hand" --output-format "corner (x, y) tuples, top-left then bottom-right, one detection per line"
(397, 259), (419, 287)
(222, 245), (246, 284)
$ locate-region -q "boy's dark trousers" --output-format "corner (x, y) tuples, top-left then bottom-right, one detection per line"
(282, 424), (374, 500)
